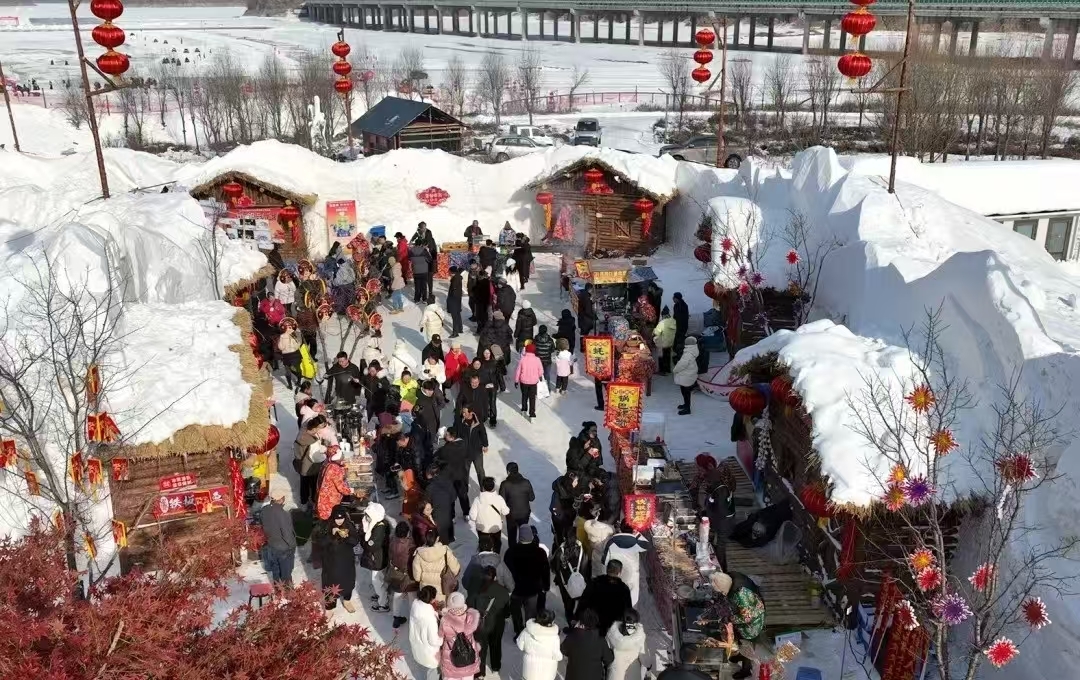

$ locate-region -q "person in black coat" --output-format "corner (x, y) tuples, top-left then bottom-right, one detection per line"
(576, 560), (632, 634)
(325, 351), (364, 405)
(412, 380), (445, 457)
(466, 565), (512, 676)
(504, 525), (551, 635)
(562, 608), (614, 680)
(673, 291), (690, 363)
(408, 244), (433, 304)
(551, 535), (587, 625)
(359, 505), (391, 609)
(456, 373), (492, 425)
(446, 266), (464, 338)
(550, 472), (586, 544)
(479, 313), (513, 364)
(496, 279), (516, 321)
(514, 301), (537, 352)
(421, 335), (445, 364)
(424, 463), (461, 544)
(555, 309), (577, 354)
(478, 239), (498, 272)
(532, 325), (556, 383)
(362, 364), (392, 420)
(499, 461), (534, 549)
(511, 237), (533, 290)
(456, 404), (489, 487)
(463, 220), (483, 242)
(323, 504), (362, 610)
(576, 284), (596, 348)
(410, 221), (438, 260)
(433, 426), (471, 514)
(566, 437), (605, 485)
(471, 271), (492, 331)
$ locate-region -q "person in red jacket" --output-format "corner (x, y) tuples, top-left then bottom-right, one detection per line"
(316, 446), (353, 521)
(395, 232), (412, 283)
(444, 340), (471, 391)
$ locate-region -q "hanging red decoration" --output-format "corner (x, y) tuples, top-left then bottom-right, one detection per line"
(837, 52), (873, 79)
(228, 456), (247, 520)
(332, 60), (352, 77)
(583, 167), (605, 184)
(278, 200), (301, 224)
(334, 78), (352, 94)
(417, 186), (450, 207)
(799, 484), (833, 518)
(535, 191), (554, 205)
(849, 0), (876, 6)
(96, 51), (130, 77)
(728, 386), (766, 416)
(256, 425), (280, 454)
(694, 27), (716, 47)
(90, 0), (124, 22)
(703, 281), (718, 300)
(694, 244), (711, 263)
(92, 22), (125, 50)
(360, 69), (375, 82)
(221, 180), (244, 202)
(633, 197), (655, 238)
(331, 40), (351, 58)
(841, 9), (877, 37)
(770, 375), (800, 407)
(691, 67), (711, 84)
(837, 519), (858, 579)
(693, 49), (714, 65)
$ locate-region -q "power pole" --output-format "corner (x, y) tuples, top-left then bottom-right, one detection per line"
(888, 0), (916, 194)
(0, 59), (20, 152)
(715, 16), (728, 168)
(67, 0), (118, 199)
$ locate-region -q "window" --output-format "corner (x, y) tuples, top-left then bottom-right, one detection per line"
(1012, 219), (1037, 240)
(1045, 217), (1073, 261)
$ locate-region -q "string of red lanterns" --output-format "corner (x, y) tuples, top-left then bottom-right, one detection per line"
(691, 28), (715, 84)
(90, 0), (129, 77)
(837, 0), (876, 80)
(331, 40), (352, 94)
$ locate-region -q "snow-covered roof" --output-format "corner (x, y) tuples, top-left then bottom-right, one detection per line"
(521, 145), (680, 200)
(175, 139), (338, 202)
(840, 155), (1080, 217)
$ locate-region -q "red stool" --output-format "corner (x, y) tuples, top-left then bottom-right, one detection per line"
(248, 582), (274, 608)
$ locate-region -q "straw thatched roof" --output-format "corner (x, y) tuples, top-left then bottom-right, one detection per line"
(188, 170), (317, 207)
(223, 263), (275, 300)
(117, 308), (272, 460)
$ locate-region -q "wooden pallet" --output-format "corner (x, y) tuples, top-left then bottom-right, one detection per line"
(677, 458), (835, 632)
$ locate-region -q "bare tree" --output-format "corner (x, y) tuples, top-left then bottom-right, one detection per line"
(781, 210), (842, 325)
(256, 52), (290, 140)
(804, 58), (840, 141)
(442, 54), (468, 117)
(567, 63), (590, 111)
(765, 53), (796, 131)
(516, 46), (544, 125)
(476, 50), (510, 128)
(1034, 61), (1076, 159)
(394, 46), (426, 100)
(658, 49), (692, 128)
(60, 80), (89, 130)
(729, 58), (754, 132)
(117, 84), (151, 150)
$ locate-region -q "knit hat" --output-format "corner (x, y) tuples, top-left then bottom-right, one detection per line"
(446, 591), (467, 613)
(525, 344), (537, 354)
(518, 524), (535, 543)
(522, 300), (532, 309)
(710, 571), (733, 595)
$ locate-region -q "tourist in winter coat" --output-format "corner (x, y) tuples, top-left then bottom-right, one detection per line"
(569, 421), (604, 469)
(606, 609), (649, 680)
(409, 244), (434, 304)
(411, 221), (439, 260)
(322, 504), (362, 611)
(673, 336), (700, 415)
(515, 300), (537, 351)
(325, 351), (363, 405)
(653, 307), (677, 375)
(562, 608), (615, 680)
(479, 312), (513, 363)
(517, 609), (564, 680)
(447, 266), (464, 338)
(422, 334), (445, 364)
(466, 566), (512, 677)
(532, 325), (556, 383)
(261, 488), (297, 585)
(478, 240), (498, 272)
(551, 536), (587, 626)
(316, 448), (352, 520)
(388, 257), (406, 313)
(583, 512), (616, 578)
(553, 340), (574, 394)
(496, 279), (517, 320)
(360, 502), (392, 612)
(566, 439), (605, 485)
(421, 303), (445, 342)
(411, 529), (461, 603)
(461, 532), (515, 595)
(438, 591), (482, 679)
(555, 309), (577, 354)
(468, 476), (510, 551)
(277, 321), (304, 389)
(577, 284), (596, 341)
(388, 521), (418, 628)
(512, 237), (534, 290)
(409, 586), (443, 680)
(395, 233), (412, 282)
(514, 344), (544, 419)
(419, 360), (446, 395)
(444, 341), (470, 387)
(504, 525), (551, 635)
(394, 369), (420, 406)
(672, 292), (690, 361)
(456, 405), (489, 487)
(577, 560), (632, 634)
(411, 498), (440, 547)
(499, 461), (534, 549)
(476, 345), (506, 394)
(425, 465), (463, 544)
(456, 373), (492, 426)
(709, 571), (764, 680)
(464, 220), (483, 242)
(274, 270), (297, 314)
(550, 472), (586, 544)
(471, 271), (492, 330)
(603, 531), (650, 606)
(362, 366), (392, 419)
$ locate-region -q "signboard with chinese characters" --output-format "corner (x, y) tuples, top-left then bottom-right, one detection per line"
(605, 381), (644, 432)
(623, 493), (657, 532)
(158, 472), (198, 493)
(326, 199), (358, 251)
(152, 485), (230, 519)
(583, 335), (614, 380)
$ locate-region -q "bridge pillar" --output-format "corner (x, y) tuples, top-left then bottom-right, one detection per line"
(436, 6), (443, 34)
(608, 14), (614, 42)
(625, 12), (631, 43)
(930, 20), (942, 53)
(635, 10), (644, 46)
(554, 11), (560, 39)
(521, 7), (528, 40)
(859, 33), (866, 51)
(839, 26), (847, 51)
(801, 14), (811, 55)
(408, 7), (415, 32)
(1066, 20), (1078, 66)
(469, 6), (475, 35)
(732, 16), (739, 46)
(749, 17), (756, 48)
(767, 17), (774, 48)
(948, 21), (959, 55)
(672, 15), (679, 45)
(657, 16), (663, 44)
(571, 9), (580, 42)
(423, 8), (430, 32)
(690, 15), (696, 46)
(507, 9), (513, 37)
(823, 18), (831, 51)
(592, 14), (599, 42)
(1043, 18), (1059, 61)
(970, 20), (980, 54)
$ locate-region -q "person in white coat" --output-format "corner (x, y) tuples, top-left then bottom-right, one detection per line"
(672, 336), (700, 415)
(362, 342), (386, 369)
(517, 609), (564, 680)
(606, 609), (649, 680)
(388, 338), (417, 382)
(409, 586), (443, 680)
(421, 302), (446, 342)
(583, 512), (616, 578)
(468, 476), (511, 552)
(603, 530), (650, 607)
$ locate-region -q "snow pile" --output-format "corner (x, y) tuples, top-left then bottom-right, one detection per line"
(108, 301), (251, 446)
(0, 147), (179, 201)
(518, 144), (681, 199)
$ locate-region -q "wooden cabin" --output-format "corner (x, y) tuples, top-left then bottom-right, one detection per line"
(525, 159), (673, 256)
(105, 309), (272, 573)
(190, 171), (316, 265)
(348, 96), (465, 155)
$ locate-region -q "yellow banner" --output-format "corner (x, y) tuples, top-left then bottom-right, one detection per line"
(605, 382), (644, 432)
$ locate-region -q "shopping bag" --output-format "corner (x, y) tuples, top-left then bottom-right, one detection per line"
(537, 378), (551, 400)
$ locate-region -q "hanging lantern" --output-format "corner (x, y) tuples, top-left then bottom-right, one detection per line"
(221, 180), (244, 203)
(92, 22), (125, 50)
(693, 49), (714, 66)
(90, 0), (124, 22)
(799, 484), (833, 518)
(331, 41), (351, 58)
(728, 386), (766, 417)
(278, 200), (301, 224)
(633, 196), (656, 238)
(837, 52), (873, 79)
(332, 60), (352, 77)
(250, 425), (280, 454)
(96, 51), (130, 77)
(841, 9), (877, 37)
(583, 167), (604, 184)
(694, 244), (711, 263)
(771, 375), (799, 408)
(849, 0), (876, 5)
(704, 281), (718, 300)
(694, 27), (716, 47)
(335, 77), (352, 94)
(691, 67), (711, 84)
(536, 190), (554, 233)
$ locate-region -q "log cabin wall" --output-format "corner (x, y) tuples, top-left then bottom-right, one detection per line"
(108, 451), (231, 573)
(547, 168), (665, 255)
(199, 178), (309, 262)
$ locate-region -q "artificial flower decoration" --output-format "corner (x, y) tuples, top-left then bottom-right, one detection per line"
(908, 548), (935, 572)
(884, 485), (907, 511)
(903, 475), (935, 506)
(721, 236), (735, 252)
(785, 248), (800, 265)
(737, 281), (751, 298)
(894, 600), (919, 631)
(984, 638), (1019, 668)
(737, 265), (748, 279)
(1022, 597), (1051, 630)
(905, 384), (936, 413)
(749, 271), (766, 287)
(997, 453), (1038, 484)
(968, 563), (995, 592)
(888, 464), (908, 486)
(916, 566), (943, 592)
(932, 593), (973, 625)
(930, 429), (958, 456)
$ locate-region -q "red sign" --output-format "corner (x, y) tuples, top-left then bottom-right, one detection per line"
(0, 439), (16, 469)
(152, 485), (230, 519)
(583, 335), (614, 380)
(158, 472), (198, 492)
(604, 381), (644, 432)
(111, 457), (130, 481)
(623, 493), (657, 532)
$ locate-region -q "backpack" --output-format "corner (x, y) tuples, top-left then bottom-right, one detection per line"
(565, 543), (587, 599)
(259, 298), (285, 326)
(449, 631), (476, 668)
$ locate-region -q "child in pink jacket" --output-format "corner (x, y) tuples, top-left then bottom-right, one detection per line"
(553, 338), (575, 394)
(514, 343), (545, 420)
(439, 592), (481, 679)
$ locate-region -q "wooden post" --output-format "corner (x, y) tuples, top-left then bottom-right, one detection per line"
(888, 0), (916, 194)
(714, 16), (728, 167)
(67, 0), (110, 198)
(0, 59), (20, 152)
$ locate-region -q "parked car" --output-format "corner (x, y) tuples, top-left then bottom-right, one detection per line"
(488, 135), (546, 162)
(659, 135), (743, 168)
(573, 118), (602, 146)
(509, 125), (556, 146)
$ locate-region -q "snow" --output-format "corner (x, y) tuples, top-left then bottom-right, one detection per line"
(519, 144), (680, 199)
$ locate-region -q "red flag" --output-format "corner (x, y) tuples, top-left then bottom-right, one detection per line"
(110, 457), (130, 481)
(85, 364), (101, 402)
(111, 519), (128, 548)
(24, 470), (40, 496)
(0, 439), (16, 469)
(69, 451), (85, 488)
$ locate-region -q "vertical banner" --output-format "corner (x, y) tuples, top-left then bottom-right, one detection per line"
(623, 493), (657, 532)
(583, 335), (614, 380)
(605, 382), (644, 432)
(112, 519), (128, 548)
(0, 439), (16, 469)
(326, 200), (358, 252)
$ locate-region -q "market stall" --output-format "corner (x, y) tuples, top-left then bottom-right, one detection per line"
(433, 240), (471, 280)
(568, 258), (660, 341)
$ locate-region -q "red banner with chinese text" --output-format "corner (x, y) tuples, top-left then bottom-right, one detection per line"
(583, 336), (614, 380)
(24, 469), (40, 496)
(69, 451), (84, 488)
(158, 472), (198, 492)
(0, 439), (15, 469)
(624, 493), (657, 532)
(152, 485), (230, 519)
(882, 622), (930, 680)
(111, 457), (130, 481)
(112, 519), (128, 548)
(87, 412), (120, 443)
(86, 458), (104, 489)
(605, 382), (644, 432)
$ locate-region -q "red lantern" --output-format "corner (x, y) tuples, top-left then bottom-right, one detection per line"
(704, 281), (718, 300)
(841, 9), (877, 37)
(838, 52), (873, 79)
(535, 191), (553, 206)
(221, 181), (244, 202)
(771, 375), (799, 407)
(634, 196), (655, 237)
(92, 22), (125, 50)
(332, 60), (352, 76)
(90, 0), (124, 22)
(335, 78), (352, 94)
(694, 244), (711, 263)
(693, 49), (714, 66)
(695, 27), (716, 47)
(691, 67), (711, 84)
(278, 201), (301, 224)
(360, 69), (375, 82)
(799, 484), (833, 518)
(849, 0), (876, 5)
(583, 167), (604, 184)
(728, 386), (766, 416)
(96, 51), (129, 77)
(331, 41), (351, 58)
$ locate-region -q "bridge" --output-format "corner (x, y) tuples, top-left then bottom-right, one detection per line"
(301, 0), (1080, 64)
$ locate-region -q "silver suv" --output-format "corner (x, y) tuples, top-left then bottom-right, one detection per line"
(487, 135), (545, 162)
(659, 135), (743, 168)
